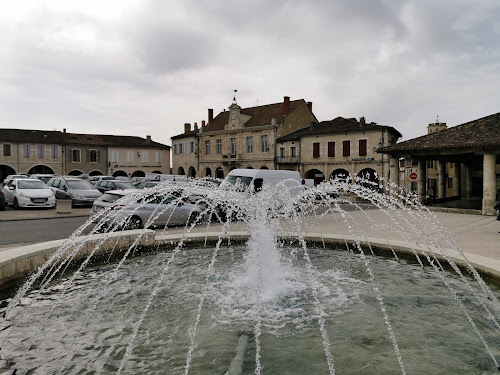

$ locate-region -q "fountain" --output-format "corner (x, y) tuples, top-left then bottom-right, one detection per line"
(0, 176), (499, 374)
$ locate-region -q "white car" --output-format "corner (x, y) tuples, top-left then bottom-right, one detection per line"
(3, 178), (56, 209)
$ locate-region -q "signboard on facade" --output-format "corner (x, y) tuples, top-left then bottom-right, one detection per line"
(409, 172), (418, 181)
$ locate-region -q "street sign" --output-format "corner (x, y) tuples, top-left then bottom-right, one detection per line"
(409, 172), (418, 181)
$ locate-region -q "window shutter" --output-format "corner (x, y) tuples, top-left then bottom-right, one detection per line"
(86, 150), (90, 163)
(359, 140), (367, 156)
(328, 142), (335, 157)
(68, 149), (72, 162)
(97, 150), (101, 162)
(313, 142), (320, 158)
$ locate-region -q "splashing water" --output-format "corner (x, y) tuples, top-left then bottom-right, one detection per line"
(0, 176), (499, 374)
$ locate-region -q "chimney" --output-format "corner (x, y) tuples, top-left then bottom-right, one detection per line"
(360, 117), (366, 127)
(202, 120), (206, 127)
(63, 128), (66, 134)
(194, 122), (198, 131)
(146, 135), (151, 142)
(307, 101), (313, 111)
(184, 123), (191, 133)
(309, 121), (316, 130)
(283, 96), (290, 116)
(208, 108), (213, 123)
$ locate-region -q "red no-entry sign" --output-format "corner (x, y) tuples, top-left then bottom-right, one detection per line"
(409, 172), (418, 181)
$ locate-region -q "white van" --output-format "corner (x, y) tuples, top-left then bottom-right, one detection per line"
(145, 173), (187, 183)
(221, 169), (303, 196)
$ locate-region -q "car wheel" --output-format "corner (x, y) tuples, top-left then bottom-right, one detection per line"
(13, 199), (20, 210)
(127, 216), (143, 230)
(0, 203), (5, 211)
(188, 212), (199, 226)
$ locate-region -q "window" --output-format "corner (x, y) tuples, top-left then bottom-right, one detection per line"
(280, 147), (285, 159)
(342, 141), (350, 157)
(359, 139), (367, 156)
(231, 138), (237, 154)
(72, 149), (81, 163)
(3, 144), (11, 157)
(217, 139), (222, 155)
(447, 177), (453, 189)
(110, 150), (119, 163)
(313, 142), (320, 158)
(155, 151), (161, 163)
(328, 141), (335, 157)
(141, 151), (148, 163)
(126, 150), (134, 163)
(261, 135), (268, 153)
(51, 145), (58, 158)
(247, 136), (253, 153)
(37, 144), (44, 158)
(23, 144), (31, 157)
(190, 142), (194, 154)
(179, 143), (183, 154)
(87, 149), (100, 163)
(291, 146), (297, 159)
(205, 140), (210, 156)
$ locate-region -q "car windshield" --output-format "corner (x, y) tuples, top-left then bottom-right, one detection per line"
(67, 180), (96, 190)
(98, 193), (127, 203)
(223, 175), (253, 192)
(17, 180), (46, 189)
(114, 181), (137, 189)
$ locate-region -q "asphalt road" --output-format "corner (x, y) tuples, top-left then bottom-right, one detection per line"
(0, 216), (92, 247)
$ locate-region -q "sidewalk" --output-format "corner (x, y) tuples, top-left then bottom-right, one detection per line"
(0, 207), (91, 222)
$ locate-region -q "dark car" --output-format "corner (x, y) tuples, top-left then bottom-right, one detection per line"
(94, 180), (138, 193)
(0, 186), (5, 211)
(46, 176), (102, 207)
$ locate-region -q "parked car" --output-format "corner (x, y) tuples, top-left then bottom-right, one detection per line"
(132, 176), (147, 185)
(29, 174), (57, 184)
(88, 176), (115, 185)
(46, 176), (102, 207)
(3, 178), (56, 209)
(0, 186), (5, 211)
(2, 174), (29, 187)
(90, 189), (202, 230)
(94, 179), (138, 193)
(135, 181), (162, 189)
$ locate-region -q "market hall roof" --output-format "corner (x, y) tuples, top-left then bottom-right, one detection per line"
(378, 112), (500, 156)
(276, 116), (402, 142)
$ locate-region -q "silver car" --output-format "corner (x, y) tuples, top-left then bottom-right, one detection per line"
(90, 190), (203, 230)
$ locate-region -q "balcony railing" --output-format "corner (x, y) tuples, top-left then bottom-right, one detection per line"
(277, 156), (298, 164)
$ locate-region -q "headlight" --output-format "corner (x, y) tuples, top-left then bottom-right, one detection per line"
(17, 191), (27, 198)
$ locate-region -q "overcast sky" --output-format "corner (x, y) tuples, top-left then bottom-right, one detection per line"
(1, 0), (499, 146)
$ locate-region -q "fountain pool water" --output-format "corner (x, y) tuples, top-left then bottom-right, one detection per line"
(0, 177), (499, 374)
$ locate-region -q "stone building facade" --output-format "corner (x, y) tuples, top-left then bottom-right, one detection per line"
(171, 96), (317, 179)
(0, 129), (170, 181)
(276, 117), (402, 186)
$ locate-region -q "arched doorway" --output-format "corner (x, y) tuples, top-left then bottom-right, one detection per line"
(215, 167), (224, 179)
(131, 170), (145, 178)
(89, 170), (104, 176)
(188, 166), (196, 178)
(177, 167), (185, 175)
(68, 170), (83, 176)
(202, 168), (212, 177)
(28, 165), (55, 174)
(0, 165), (17, 183)
(356, 168), (379, 190)
(260, 166), (269, 170)
(152, 170), (162, 174)
(304, 168), (325, 185)
(113, 170), (128, 177)
(330, 168), (351, 182)
(246, 166), (254, 169)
